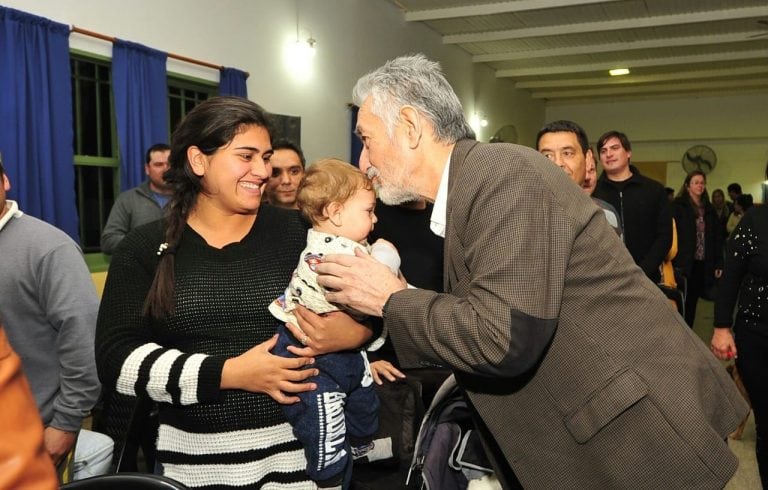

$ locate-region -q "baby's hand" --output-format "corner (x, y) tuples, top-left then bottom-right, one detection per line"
(370, 239), (400, 274)
(372, 238), (396, 250)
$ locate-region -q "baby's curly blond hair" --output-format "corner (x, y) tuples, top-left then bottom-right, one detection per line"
(297, 158), (374, 226)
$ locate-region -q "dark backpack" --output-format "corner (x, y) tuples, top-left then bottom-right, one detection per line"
(407, 375), (495, 490)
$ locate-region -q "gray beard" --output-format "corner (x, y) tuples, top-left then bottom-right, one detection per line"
(366, 166), (420, 205)
(375, 183), (421, 206)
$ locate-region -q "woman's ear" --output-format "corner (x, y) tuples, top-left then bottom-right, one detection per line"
(324, 202), (344, 228)
(188, 146), (207, 177)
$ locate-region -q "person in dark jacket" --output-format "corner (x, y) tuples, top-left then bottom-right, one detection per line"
(671, 170), (723, 327)
(593, 130), (672, 282)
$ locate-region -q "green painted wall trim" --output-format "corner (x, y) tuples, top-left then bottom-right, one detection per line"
(84, 253), (110, 272)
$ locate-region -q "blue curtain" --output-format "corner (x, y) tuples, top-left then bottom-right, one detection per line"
(112, 40), (168, 191)
(0, 7), (79, 242)
(350, 105), (362, 167)
(219, 67), (248, 97)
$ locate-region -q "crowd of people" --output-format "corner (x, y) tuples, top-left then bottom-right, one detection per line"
(0, 53), (765, 490)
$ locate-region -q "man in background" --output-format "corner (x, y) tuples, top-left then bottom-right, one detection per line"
(593, 130), (671, 282)
(101, 143), (171, 254)
(264, 139), (305, 209)
(536, 120), (620, 235)
(727, 182), (743, 208)
(0, 153), (112, 481)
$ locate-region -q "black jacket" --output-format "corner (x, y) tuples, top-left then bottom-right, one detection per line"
(671, 196), (723, 281)
(594, 166), (672, 282)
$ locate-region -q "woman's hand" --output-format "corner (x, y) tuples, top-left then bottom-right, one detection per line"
(221, 334), (318, 404)
(710, 327), (737, 361)
(370, 360), (406, 385)
(285, 306), (372, 357)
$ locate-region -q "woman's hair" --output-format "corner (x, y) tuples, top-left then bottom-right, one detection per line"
(735, 193), (754, 213)
(144, 96), (273, 319)
(711, 188), (725, 204)
(297, 159), (373, 226)
(676, 170), (709, 205)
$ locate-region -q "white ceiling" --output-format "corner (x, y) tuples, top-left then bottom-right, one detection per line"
(387, 0), (768, 102)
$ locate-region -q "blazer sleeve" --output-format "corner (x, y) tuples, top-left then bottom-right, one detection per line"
(385, 146), (575, 378)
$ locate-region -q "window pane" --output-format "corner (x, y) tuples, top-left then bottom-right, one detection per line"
(79, 61), (95, 79)
(99, 83), (113, 156)
(98, 64), (110, 81)
(74, 166), (116, 253)
(78, 79), (98, 156)
(169, 97), (182, 134)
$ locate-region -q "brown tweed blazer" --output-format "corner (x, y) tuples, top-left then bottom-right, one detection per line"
(384, 139), (749, 489)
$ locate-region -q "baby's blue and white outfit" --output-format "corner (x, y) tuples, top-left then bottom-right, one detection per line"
(270, 229), (400, 487)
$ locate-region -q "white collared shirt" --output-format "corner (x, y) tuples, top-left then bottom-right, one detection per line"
(0, 200), (23, 232)
(429, 156), (451, 238)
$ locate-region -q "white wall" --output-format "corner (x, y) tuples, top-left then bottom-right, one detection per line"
(3, 0), (543, 162)
(545, 94), (768, 201)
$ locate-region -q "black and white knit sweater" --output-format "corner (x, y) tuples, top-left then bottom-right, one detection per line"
(96, 205), (315, 489)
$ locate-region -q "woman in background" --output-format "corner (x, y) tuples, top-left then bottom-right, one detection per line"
(727, 193), (754, 236)
(96, 97), (370, 489)
(711, 164), (768, 485)
(671, 170), (723, 326)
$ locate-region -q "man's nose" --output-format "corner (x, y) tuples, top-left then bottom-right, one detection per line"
(359, 148), (371, 174)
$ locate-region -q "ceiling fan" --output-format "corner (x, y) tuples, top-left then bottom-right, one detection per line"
(747, 19), (768, 38)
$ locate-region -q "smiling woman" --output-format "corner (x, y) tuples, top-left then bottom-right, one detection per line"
(672, 170), (724, 327)
(95, 96), (372, 489)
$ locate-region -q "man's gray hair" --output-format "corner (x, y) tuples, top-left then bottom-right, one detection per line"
(352, 54), (473, 144)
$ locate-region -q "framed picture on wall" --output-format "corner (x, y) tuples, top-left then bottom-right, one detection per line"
(270, 113), (301, 145)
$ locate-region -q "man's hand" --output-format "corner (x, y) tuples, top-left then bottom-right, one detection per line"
(43, 427), (77, 465)
(315, 248), (407, 317)
(286, 307), (373, 357)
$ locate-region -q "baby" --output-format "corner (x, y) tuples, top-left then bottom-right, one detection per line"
(270, 158), (400, 489)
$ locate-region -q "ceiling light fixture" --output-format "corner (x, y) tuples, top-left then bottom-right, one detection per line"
(609, 68), (630, 76)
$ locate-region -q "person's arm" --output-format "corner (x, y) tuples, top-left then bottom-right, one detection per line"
(713, 212), (753, 330)
(100, 194), (132, 255)
(639, 187), (672, 278)
(96, 233), (317, 407)
(38, 243), (101, 436)
(317, 149), (570, 378)
(0, 327), (58, 490)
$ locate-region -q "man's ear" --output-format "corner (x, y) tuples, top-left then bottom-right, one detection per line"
(324, 201), (344, 227)
(187, 146), (207, 177)
(399, 105), (422, 149)
(2, 174), (10, 192)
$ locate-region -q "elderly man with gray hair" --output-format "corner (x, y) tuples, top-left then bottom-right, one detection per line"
(299, 54), (748, 489)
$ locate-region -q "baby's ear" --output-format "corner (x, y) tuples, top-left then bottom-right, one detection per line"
(324, 202), (344, 227)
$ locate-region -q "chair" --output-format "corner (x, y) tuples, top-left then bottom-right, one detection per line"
(658, 218), (686, 317)
(93, 391), (158, 472)
(657, 284), (685, 318)
(60, 472), (188, 489)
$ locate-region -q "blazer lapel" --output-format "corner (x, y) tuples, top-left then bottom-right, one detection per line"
(444, 139), (479, 293)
